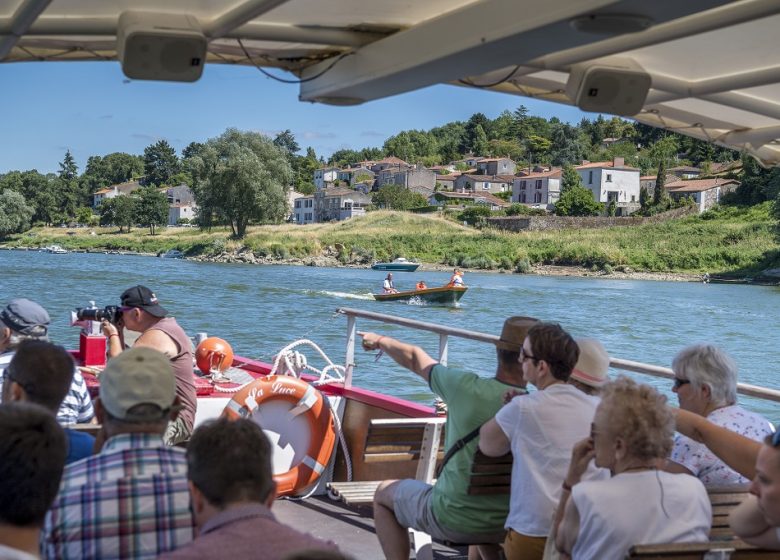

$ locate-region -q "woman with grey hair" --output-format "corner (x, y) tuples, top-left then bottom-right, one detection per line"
(666, 343), (773, 486)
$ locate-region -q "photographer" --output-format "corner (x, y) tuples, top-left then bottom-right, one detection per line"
(102, 285), (196, 445)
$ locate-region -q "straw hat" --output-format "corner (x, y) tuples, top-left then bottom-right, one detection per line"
(571, 338), (610, 388)
(496, 316), (539, 351)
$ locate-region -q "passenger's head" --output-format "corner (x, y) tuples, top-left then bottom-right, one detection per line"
(97, 347), (178, 435)
(0, 402), (66, 528)
(522, 322), (579, 384)
(672, 344), (738, 415)
(591, 377), (674, 472)
(0, 298), (50, 351)
(569, 338), (610, 396)
(751, 431), (780, 527)
(495, 316), (539, 371)
(1, 340), (74, 413)
(187, 418), (275, 525)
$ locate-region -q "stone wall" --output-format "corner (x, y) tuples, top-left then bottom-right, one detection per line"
(487, 206), (697, 232)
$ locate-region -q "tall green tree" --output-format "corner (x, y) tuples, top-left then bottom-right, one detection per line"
(134, 186), (169, 235)
(0, 190), (34, 236)
(188, 128), (292, 238)
(143, 140), (180, 187)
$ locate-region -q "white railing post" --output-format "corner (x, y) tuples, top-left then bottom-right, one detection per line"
(345, 315), (356, 389)
(438, 333), (449, 366)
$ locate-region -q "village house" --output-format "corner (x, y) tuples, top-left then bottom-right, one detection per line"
(293, 187), (371, 224)
(454, 174), (514, 195)
(314, 167), (340, 190)
(429, 191), (509, 211)
(91, 180), (143, 207)
(512, 169), (561, 209)
(665, 178), (740, 213)
(576, 157), (641, 215)
(477, 157), (517, 176)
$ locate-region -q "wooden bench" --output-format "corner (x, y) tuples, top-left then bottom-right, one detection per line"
(628, 540), (777, 559)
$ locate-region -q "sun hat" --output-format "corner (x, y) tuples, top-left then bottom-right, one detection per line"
(496, 316), (539, 351)
(99, 347), (176, 422)
(571, 338), (610, 388)
(120, 285), (168, 318)
(0, 299), (50, 337)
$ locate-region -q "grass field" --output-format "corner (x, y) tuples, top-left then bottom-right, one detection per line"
(6, 203), (778, 276)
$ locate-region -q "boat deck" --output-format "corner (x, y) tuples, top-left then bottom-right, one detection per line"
(274, 496), (469, 559)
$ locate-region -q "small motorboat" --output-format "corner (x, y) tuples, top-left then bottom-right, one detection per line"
(373, 285), (467, 305)
(371, 257), (420, 272)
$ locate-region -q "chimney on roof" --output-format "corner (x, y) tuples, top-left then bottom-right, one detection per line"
(614, 157), (625, 167)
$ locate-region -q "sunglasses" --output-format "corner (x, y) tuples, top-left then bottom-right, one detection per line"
(672, 378), (690, 389)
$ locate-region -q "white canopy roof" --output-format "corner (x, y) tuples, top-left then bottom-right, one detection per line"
(2, 0), (779, 165)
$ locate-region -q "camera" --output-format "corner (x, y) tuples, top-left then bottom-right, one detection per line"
(74, 305), (123, 324)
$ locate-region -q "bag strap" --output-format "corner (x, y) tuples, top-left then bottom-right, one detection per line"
(435, 424), (482, 478)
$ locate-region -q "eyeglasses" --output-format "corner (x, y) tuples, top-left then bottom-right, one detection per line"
(672, 378), (691, 389)
(519, 347), (539, 363)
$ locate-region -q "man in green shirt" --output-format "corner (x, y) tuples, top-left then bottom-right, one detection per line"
(358, 316), (537, 560)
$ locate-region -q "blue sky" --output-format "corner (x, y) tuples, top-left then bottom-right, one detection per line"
(0, 61), (591, 174)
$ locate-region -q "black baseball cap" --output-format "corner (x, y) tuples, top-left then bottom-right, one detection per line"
(120, 285), (168, 318)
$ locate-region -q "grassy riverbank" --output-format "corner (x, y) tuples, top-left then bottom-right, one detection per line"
(4, 203), (778, 277)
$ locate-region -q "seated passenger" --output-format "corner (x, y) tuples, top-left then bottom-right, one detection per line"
(43, 347), (194, 559)
(666, 344), (772, 486)
(556, 377), (711, 560)
(0, 402), (66, 559)
(1, 339), (94, 464)
(159, 417), (340, 559)
(479, 322), (606, 560)
(569, 338), (610, 396)
(360, 316), (537, 560)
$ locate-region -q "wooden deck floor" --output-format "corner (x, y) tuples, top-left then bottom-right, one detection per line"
(273, 495), (469, 559)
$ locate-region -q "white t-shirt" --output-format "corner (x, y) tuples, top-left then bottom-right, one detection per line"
(571, 470), (711, 560)
(671, 404), (773, 486)
(495, 383), (606, 536)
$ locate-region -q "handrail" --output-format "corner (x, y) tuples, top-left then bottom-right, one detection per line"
(337, 307), (780, 404)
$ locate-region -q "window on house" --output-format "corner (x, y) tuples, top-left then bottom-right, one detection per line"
(606, 173), (613, 182)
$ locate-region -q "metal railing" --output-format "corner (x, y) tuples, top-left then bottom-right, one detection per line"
(337, 307), (780, 404)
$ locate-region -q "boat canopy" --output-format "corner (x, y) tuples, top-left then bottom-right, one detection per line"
(2, 0), (780, 166)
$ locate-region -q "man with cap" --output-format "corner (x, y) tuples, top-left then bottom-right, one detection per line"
(102, 285), (196, 445)
(0, 297), (95, 427)
(43, 347), (195, 559)
(359, 316), (537, 560)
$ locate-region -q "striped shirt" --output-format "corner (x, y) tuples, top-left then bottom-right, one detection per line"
(0, 350), (94, 425)
(43, 433), (195, 560)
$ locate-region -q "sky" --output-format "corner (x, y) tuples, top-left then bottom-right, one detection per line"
(0, 61), (592, 174)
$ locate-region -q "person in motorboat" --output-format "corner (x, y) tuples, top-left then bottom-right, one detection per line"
(0, 298), (95, 427)
(415, 280), (427, 290)
(447, 268), (465, 287)
(0, 402), (66, 560)
(479, 322), (606, 560)
(665, 344), (772, 487)
(554, 377), (711, 560)
(102, 285), (197, 445)
(359, 316), (538, 560)
(673, 409), (780, 550)
(158, 417), (340, 560)
(2, 340), (94, 464)
(568, 338), (610, 396)
(382, 273), (398, 294)
(43, 347), (194, 559)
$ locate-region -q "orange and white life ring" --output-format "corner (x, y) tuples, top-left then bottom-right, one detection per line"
(222, 375), (336, 497)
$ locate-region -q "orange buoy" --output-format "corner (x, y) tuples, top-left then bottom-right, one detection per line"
(222, 375), (336, 497)
(195, 337), (234, 375)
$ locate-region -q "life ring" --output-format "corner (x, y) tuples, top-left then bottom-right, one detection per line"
(222, 375), (336, 497)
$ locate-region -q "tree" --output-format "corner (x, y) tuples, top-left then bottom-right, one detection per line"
(372, 186), (428, 210)
(555, 185), (603, 216)
(143, 140), (180, 186)
(188, 128), (292, 238)
(0, 190), (34, 236)
(135, 186), (169, 235)
(560, 164), (583, 194)
(99, 196), (137, 232)
(273, 130), (300, 155)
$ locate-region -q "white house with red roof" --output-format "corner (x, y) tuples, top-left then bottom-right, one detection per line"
(665, 178), (740, 212)
(576, 157), (641, 215)
(513, 169), (561, 209)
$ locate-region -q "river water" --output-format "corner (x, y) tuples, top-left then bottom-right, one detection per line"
(3, 250), (778, 423)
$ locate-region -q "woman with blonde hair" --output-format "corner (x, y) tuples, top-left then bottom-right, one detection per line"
(555, 377), (711, 560)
